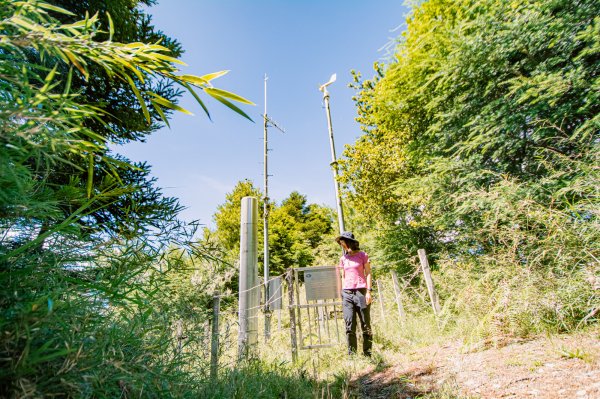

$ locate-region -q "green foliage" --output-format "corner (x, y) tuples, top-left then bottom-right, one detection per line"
(0, 0), (254, 396)
(198, 360), (327, 399)
(0, 227), (210, 397)
(343, 0), (599, 335)
(213, 179), (265, 254)
(0, 0), (254, 243)
(46, 0), (185, 143)
(268, 192), (334, 274)
(211, 182), (335, 275)
(558, 347), (593, 362)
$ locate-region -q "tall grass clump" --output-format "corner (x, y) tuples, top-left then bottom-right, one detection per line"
(435, 146), (600, 342)
(0, 0), (253, 396)
(199, 359), (325, 399)
(369, 146), (599, 348)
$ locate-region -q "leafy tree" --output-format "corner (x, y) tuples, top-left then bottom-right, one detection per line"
(12, 0), (254, 244)
(268, 192), (334, 274)
(213, 179), (265, 254)
(46, 0), (185, 143)
(343, 0), (599, 272)
(211, 184), (335, 275)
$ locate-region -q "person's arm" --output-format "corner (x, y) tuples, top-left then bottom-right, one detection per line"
(339, 258), (345, 287)
(364, 260), (372, 305)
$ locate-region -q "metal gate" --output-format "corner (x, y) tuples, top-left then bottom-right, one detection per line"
(290, 265), (344, 351)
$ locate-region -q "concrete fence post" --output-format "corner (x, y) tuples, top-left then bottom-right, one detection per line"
(418, 249), (441, 316)
(238, 197), (259, 360)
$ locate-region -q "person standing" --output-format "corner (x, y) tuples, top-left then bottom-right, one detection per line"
(336, 231), (373, 356)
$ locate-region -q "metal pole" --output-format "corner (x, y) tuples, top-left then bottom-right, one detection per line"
(238, 196), (259, 360)
(263, 74), (272, 341)
(321, 84), (345, 234)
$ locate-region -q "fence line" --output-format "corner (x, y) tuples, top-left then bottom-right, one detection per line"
(184, 250), (441, 378)
(216, 272), (287, 299)
(375, 249), (442, 324)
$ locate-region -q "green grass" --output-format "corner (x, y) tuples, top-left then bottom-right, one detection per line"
(558, 346), (594, 363)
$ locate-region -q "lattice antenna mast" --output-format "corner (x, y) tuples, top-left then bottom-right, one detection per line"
(263, 74), (284, 341)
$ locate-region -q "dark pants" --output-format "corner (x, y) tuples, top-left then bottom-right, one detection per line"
(342, 288), (373, 356)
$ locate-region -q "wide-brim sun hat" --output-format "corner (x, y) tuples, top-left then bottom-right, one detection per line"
(335, 231), (358, 244)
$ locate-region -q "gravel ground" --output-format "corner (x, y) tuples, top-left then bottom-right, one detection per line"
(351, 329), (599, 398)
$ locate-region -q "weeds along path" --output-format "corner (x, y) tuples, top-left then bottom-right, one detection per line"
(350, 329), (600, 399)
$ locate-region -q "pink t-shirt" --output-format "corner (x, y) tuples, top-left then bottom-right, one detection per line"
(339, 251), (370, 289)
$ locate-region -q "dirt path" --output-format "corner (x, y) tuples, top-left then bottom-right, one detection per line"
(351, 330), (599, 398)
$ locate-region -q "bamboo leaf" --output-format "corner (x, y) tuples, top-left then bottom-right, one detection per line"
(106, 11), (114, 41)
(151, 101), (170, 128)
(63, 67), (73, 95)
(206, 91), (254, 122)
(205, 87), (255, 105)
(152, 52), (186, 65)
(87, 153), (94, 199)
(87, 12), (99, 29)
(63, 49), (88, 80)
(149, 93), (194, 115)
(124, 42), (145, 49)
(28, 348), (72, 366)
(181, 82), (211, 120)
(36, 2), (76, 16)
(40, 64), (58, 93)
(179, 74), (209, 87)
(62, 19), (87, 29)
(200, 70), (229, 82)
(125, 75), (150, 123)
(10, 16), (39, 31)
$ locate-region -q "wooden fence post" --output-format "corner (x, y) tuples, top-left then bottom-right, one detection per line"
(210, 291), (220, 380)
(286, 269), (298, 362)
(418, 249), (441, 315)
(390, 271), (407, 322)
(205, 321), (212, 353)
(376, 280), (386, 322)
(174, 319), (184, 354)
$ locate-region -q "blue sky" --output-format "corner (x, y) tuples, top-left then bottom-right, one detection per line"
(118, 0), (409, 228)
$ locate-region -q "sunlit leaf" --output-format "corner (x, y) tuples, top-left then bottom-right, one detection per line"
(151, 101), (170, 128)
(125, 75), (150, 123)
(199, 70), (229, 82)
(205, 87), (255, 105)
(179, 74), (209, 86)
(206, 91), (254, 122)
(36, 2), (76, 16)
(181, 81), (211, 120)
(63, 49), (88, 80)
(149, 93), (194, 115)
(106, 11), (114, 41)
(40, 64), (58, 93)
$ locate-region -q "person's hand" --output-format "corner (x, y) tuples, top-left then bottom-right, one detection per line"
(365, 291), (373, 305)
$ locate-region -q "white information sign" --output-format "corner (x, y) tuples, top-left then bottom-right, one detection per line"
(267, 277), (283, 310)
(304, 266), (341, 301)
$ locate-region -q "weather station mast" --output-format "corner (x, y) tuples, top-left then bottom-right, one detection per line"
(319, 73), (345, 234)
(262, 74), (284, 341)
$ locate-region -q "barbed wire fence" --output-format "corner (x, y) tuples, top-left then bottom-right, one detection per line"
(182, 248), (443, 380)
